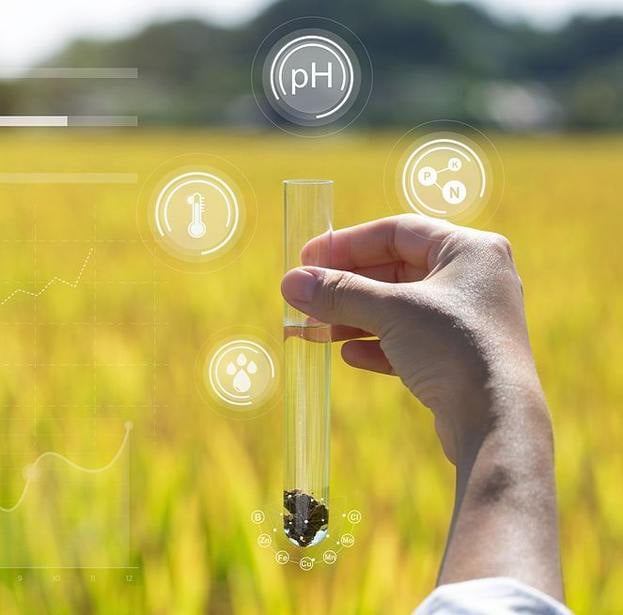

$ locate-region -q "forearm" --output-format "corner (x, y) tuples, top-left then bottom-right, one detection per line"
(437, 385), (564, 602)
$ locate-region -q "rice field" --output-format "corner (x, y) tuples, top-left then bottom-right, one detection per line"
(0, 130), (620, 613)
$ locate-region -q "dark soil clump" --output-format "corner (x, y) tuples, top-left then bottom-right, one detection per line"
(283, 489), (328, 547)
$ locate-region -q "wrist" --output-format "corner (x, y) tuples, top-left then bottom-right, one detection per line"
(453, 378), (552, 472)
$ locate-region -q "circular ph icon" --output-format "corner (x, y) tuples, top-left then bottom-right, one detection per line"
(206, 338), (278, 409)
(253, 18), (372, 135)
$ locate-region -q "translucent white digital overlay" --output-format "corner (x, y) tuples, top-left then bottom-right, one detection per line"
(206, 339), (278, 410)
(268, 34), (356, 121)
(154, 172), (239, 258)
(402, 137), (487, 217)
(138, 154), (256, 270)
(252, 503), (362, 567)
(252, 17), (373, 136)
(385, 121), (504, 225)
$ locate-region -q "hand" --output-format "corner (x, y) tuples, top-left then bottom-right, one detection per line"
(281, 214), (563, 600)
(281, 214), (543, 463)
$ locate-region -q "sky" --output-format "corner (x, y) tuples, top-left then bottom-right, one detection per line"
(1, 0), (622, 68)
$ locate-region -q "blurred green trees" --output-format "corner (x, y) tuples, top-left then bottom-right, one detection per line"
(2, 0), (623, 130)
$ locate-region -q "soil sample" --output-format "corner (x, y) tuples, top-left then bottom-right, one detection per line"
(283, 489), (329, 547)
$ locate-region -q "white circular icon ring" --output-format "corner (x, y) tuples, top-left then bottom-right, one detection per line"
(401, 137), (488, 219)
(268, 35), (355, 121)
(153, 171), (240, 260)
(207, 339), (277, 409)
(252, 18), (372, 135)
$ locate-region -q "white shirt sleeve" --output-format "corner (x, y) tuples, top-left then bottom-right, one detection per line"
(413, 577), (573, 615)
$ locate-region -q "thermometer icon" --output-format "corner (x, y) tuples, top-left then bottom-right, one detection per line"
(187, 192), (207, 239)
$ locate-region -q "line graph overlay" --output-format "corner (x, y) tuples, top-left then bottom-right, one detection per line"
(0, 248), (93, 306)
(0, 422), (132, 513)
(0, 420), (133, 568)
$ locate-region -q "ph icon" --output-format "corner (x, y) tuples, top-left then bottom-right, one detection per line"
(261, 27), (362, 126)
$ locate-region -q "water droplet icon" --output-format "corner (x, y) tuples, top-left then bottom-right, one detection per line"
(233, 368), (252, 393)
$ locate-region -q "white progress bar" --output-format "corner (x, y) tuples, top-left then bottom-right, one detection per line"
(0, 116), (138, 127)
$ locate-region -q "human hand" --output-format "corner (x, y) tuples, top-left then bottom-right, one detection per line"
(281, 214), (546, 464)
(282, 214), (562, 599)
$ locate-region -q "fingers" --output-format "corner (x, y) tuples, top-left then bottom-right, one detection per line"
(301, 214), (455, 271)
(281, 266), (392, 334)
(331, 325), (373, 341)
(354, 262), (428, 284)
(341, 339), (394, 375)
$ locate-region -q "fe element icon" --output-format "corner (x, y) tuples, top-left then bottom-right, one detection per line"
(207, 339), (277, 409)
(401, 136), (488, 219)
(153, 171), (240, 262)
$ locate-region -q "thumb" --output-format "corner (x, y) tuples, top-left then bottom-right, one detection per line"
(281, 266), (390, 334)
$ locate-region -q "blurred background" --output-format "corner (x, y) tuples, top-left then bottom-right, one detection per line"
(2, 0), (623, 130)
(0, 1), (622, 614)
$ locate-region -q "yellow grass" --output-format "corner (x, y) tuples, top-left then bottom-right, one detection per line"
(0, 131), (620, 614)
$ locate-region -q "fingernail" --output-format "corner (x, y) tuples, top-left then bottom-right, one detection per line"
(284, 268), (319, 303)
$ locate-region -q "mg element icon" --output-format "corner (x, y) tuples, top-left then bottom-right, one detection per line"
(254, 19), (371, 133)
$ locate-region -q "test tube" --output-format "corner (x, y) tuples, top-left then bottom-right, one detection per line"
(283, 180), (332, 548)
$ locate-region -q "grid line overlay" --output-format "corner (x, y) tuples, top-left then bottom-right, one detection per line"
(0, 173), (156, 569)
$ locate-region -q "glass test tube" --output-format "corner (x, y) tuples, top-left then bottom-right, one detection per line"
(283, 180), (332, 548)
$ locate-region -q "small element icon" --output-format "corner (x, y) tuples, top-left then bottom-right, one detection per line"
(299, 556), (314, 571)
(347, 509), (362, 524)
(251, 510), (265, 524)
(340, 533), (355, 548)
(402, 137), (487, 218)
(207, 339), (277, 408)
(263, 29), (360, 126)
(152, 171), (239, 261)
(187, 192), (207, 238)
(275, 550), (290, 565)
(322, 550), (337, 565)
(257, 533), (272, 548)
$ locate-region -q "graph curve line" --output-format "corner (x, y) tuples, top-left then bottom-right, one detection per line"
(0, 247), (94, 306)
(0, 422), (132, 513)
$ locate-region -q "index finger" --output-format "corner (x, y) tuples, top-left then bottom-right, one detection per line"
(301, 213), (455, 271)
